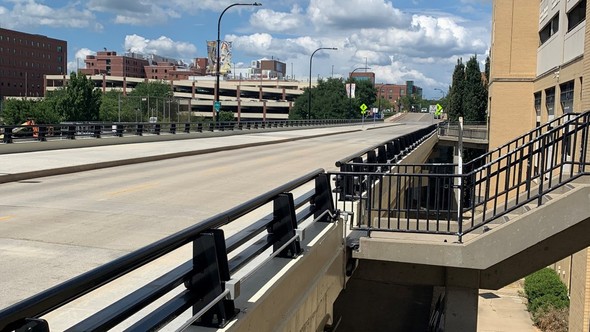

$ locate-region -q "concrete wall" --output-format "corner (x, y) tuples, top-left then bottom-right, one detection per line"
(218, 220), (345, 332)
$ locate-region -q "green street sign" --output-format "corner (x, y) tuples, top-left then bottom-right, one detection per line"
(214, 101), (221, 112)
(360, 103), (368, 115)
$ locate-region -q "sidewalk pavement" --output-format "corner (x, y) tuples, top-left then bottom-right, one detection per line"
(0, 124), (390, 184)
(478, 280), (539, 332)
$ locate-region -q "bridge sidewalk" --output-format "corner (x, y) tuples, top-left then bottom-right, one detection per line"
(0, 124), (392, 184)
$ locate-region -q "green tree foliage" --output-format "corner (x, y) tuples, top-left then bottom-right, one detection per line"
(463, 55), (488, 122)
(447, 56), (488, 122)
(448, 58), (465, 121)
(125, 81), (174, 122)
(290, 78), (349, 120)
(374, 97), (393, 113)
(218, 111), (235, 122)
(99, 90), (141, 122)
(1, 99), (59, 125)
(46, 72), (102, 121)
(352, 79), (377, 118)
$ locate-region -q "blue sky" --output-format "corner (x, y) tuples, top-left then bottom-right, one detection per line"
(0, 0), (492, 98)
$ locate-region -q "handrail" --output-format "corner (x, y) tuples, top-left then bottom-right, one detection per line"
(1, 118), (382, 144)
(331, 111), (590, 241)
(0, 169), (334, 331)
(335, 124), (437, 167)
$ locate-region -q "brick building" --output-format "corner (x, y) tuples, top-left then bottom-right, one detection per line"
(81, 51), (148, 78)
(375, 81), (424, 111)
(349, 71), (375, 85)
(0, 27), (67, 98)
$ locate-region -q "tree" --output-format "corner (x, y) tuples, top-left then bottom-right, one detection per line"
(448, 58), (465, 121)
(289, 78), (349, 120)
(99, 90), (140, 122)
(218, 111), (235, 122)
(127, 81), (173, 122)
(0, 99), (63, 125)
(351, 79), (377, 118)
(46, 72), (102, 122)
(463, 55), (487, 122)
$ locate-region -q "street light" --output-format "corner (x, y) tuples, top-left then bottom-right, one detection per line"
(215, 2), (262, 117)
(308, 47), (337, 120)
(348, 67), (370, 119)
(434, 88), (446, 99)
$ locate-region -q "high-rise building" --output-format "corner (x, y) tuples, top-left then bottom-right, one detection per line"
(0, 28), (67, 98)
(489, 0), (589, 330)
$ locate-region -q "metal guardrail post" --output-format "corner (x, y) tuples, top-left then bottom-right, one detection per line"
(93, 125), (101, 139)
(154, 124), (161, 135)
(185, 229), (237, 328)
(38, 126), (47, 141)
(314, 173), (336, 222)
(3, 127), (13, 143)
(170, 123), (177, 134)
(135, 124), (143, 136)
(67, 125), (76, 140)
(185, 123), (191, 133)
(268, 193), (302, 258)
(115, 124), (124, 137)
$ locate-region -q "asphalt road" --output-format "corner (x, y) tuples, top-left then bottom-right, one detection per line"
(0, 122), (430, 308)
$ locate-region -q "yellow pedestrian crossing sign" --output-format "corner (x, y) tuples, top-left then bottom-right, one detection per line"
(360, 103), (368, 115)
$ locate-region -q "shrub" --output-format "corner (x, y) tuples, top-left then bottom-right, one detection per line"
(524, 268), (569, 331)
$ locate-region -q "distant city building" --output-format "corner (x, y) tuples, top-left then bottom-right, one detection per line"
(81, 51), (149, 78)
(349, 71), (375, 85)
(0, 27), (67, 98)
(81, 51), (209, 80)
(375, 81), (423, 107)
(249, 59), (287, 79)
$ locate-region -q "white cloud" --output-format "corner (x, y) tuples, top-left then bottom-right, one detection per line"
(0, 0), (97, 30)
(124, 34), (198, 61)
(249, 6), (304, 33)
(307, 0), (409, 30)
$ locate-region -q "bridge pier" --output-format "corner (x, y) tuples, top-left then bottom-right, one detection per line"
(444, 268), (479, 331)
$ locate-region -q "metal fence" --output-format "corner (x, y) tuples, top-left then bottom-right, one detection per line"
(1, 118), (380, 144)
(332, 112), (590, 242)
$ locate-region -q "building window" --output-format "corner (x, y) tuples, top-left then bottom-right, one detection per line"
(567, 0), (586, 31)
(545, 87), (556, 118)
(560, 80), (574, 113)
(539, 13), (559, 44)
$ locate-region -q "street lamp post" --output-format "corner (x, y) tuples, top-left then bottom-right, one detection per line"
(215, 2), (262, 120)
(308, 47), (337, 120)
(434, 88), (446, 99)
(348, 67), (370, 119)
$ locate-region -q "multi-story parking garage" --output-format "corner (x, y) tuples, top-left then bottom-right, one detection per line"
(44, 74), (307, 121)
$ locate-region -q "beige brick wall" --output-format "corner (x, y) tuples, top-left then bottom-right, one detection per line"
(488, 0), (538, 151)
(583, 4), (590, 111)
(569, 249), (590, 332)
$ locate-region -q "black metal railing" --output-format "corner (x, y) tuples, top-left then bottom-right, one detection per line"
(0, 170), (337, 332)
(333, 124), (438, 201)
(0, 118), (382, 144)
(332, 111), (590, 242)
